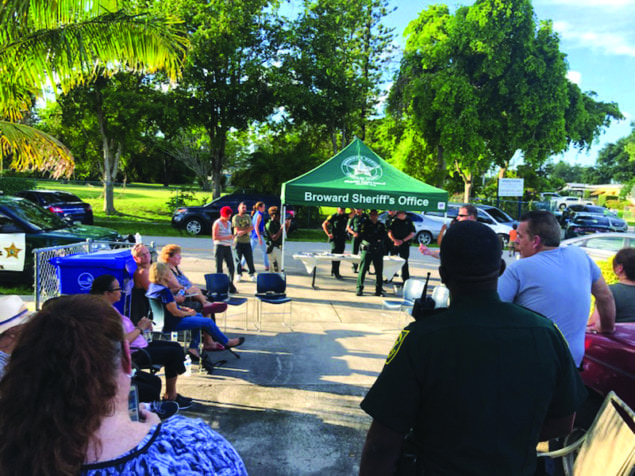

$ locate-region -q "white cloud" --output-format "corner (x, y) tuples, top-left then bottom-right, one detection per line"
(553, 21), (635, 57)
(567, 70), (582, 84)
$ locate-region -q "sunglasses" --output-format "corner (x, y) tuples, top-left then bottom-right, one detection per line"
(109, 287), (122, 292)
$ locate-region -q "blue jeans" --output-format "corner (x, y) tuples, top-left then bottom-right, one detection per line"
(172, 314), (228, 349)
(251, 236), (269, 269)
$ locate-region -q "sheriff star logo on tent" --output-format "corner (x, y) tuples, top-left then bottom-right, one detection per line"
(341, 154), (383, 182)
(4, 242), (22, 259)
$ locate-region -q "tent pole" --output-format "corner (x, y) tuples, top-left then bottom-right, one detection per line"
(281, 204), (286, 272)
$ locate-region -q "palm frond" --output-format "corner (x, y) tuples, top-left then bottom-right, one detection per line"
(0, 0), (189, 175)
(0, 121), (75, 177)
(1, 11), (188, 121)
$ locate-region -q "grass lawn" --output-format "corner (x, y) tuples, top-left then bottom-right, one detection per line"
(32, 180), (330, 239)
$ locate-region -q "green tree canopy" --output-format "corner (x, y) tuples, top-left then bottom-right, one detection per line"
(388, 0), (622, 201)
(163, 0), (282, 198)
(279, 0), (395, 154)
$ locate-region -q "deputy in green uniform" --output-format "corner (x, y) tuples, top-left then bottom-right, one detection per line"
(359, 221), (587, 475)
(346, 208), (368, 273)
(322, 206), (349, 279)
(388, 211), (416, 282)
(356, 209), (387, 296)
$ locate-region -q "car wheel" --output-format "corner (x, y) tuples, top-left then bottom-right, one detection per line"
(497, 233), (510, 247)
(184, 217), (204, 236)
(559, 203), (567, 210)
(416, 231), (433, 245)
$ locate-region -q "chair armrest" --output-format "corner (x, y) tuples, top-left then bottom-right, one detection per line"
(537, 430), (587, 458)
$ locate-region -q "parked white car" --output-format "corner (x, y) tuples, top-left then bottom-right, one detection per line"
(551, 196), (594, 210)
(424, 204), (515, 245)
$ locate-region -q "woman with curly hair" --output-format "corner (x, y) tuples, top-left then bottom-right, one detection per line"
(0, 294), (247, 475)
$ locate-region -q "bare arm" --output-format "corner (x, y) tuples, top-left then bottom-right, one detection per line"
(270, 224), (283, 241)
(591, 276), (616, 333)
(538, 414), (575, 442)
(322, 219), (333, 239)
(233, 217), (253, 236)
(165, 301), (195, 318)
(419, 244), (440, 259)
(252, 214), (262, 244)
(133, 268), (150, 291)
(125, 317), (152, 343)
(437, 224), (448, 245)
(212, 220), (220, 241)
(359, 420), (405, 476)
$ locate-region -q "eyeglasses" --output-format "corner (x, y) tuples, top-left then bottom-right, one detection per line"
(109, 287), (122, 292)
(458, 214), (470, 217)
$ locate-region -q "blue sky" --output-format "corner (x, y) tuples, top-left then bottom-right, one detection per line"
(383, 0), (635, 167)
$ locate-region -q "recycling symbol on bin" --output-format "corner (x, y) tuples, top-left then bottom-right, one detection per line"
(78, 272), (95, 290)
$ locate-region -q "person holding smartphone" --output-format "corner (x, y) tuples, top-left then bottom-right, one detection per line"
(91, 274), (193, 410)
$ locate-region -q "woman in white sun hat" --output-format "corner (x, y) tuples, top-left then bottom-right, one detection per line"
(0, 295), (33, 379)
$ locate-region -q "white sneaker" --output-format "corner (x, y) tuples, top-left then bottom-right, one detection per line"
(235, 274), (242, 283)
(249, 274), (257, 282)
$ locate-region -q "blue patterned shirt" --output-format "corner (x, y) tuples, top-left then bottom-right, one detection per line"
(82, 416), (247, 475)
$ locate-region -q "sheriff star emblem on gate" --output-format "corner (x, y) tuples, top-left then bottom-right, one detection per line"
(386, 329), (409, 365)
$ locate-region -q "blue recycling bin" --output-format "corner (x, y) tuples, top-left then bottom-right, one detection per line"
(50, 249), (137, 314)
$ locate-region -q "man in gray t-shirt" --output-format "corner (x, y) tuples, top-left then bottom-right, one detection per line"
(498, 211), (615, 366)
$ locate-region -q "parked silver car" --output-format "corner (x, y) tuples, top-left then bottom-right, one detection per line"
(560, 232), (635, 262)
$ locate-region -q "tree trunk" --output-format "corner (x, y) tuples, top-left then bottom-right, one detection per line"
(102, 141), (121, 214)
(463, 173), (473, 203)
(209, 128), (227, 199)
(436, 145), (446, 188)
(454, 160), (473, 203)
(330, 131), (338, 155)
(96, 94), (120, 215)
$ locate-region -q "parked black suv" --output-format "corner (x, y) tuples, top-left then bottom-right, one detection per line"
(171, 193), (295, 236)
(16, 190), (94, 225)
(564, 213), (628, 239)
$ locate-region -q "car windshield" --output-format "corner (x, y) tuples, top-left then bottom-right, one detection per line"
(584, 206), (608, 215)
(10, 199), (69, 231)
(38, 191), (80, 205)
(575, 236), (625, 252)
(483, 207), (513, 223)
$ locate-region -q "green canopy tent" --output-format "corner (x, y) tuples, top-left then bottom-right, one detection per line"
(281, 138), (448, 210)
(280, 138), (448, 269)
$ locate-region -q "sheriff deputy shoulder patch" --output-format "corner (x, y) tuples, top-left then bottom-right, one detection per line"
(386, 330), (409, 365)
